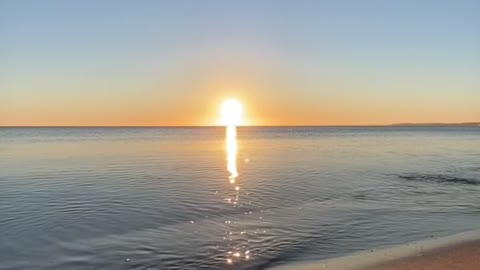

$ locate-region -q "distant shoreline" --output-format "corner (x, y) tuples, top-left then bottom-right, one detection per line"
(391, 122), (480, 127)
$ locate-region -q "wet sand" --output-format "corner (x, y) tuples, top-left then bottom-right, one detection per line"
(368, 240), (480, 270)
(268, 230), (480, 270)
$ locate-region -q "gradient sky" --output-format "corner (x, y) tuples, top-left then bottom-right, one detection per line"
(1, 0), (479, 126)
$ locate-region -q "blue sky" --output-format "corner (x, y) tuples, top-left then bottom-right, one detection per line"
(1, 0), (479, 125)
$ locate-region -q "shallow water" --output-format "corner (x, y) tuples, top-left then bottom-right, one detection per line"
(1, 127), (479, 270)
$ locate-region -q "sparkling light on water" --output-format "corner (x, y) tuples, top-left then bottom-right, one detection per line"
(222, 100), (255, 265)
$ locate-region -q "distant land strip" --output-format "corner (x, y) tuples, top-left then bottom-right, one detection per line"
(391, 122), (480, 126)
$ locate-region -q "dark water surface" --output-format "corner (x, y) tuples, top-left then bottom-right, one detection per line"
(1, 127), (479, 269)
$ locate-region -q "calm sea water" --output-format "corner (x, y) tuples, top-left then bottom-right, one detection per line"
(1, 127), (479, 270)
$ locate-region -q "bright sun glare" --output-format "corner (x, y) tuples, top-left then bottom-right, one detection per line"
(220, 99), (243, 126)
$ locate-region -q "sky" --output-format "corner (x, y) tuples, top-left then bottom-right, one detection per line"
(1, 0), (479, 126)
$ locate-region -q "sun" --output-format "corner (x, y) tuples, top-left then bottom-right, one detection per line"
(220, 99), (243, 126)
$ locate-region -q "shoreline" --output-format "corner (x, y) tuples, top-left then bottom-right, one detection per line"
(267, 230), (480, 270)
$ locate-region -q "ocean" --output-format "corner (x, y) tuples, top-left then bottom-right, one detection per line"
(1, 127), (479, 270)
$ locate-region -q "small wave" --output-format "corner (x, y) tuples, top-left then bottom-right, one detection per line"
(397, 174), (480, 185)
(470, 167), (480, 173)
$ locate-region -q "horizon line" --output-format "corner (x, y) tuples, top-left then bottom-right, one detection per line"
(1, 122), (479, 128)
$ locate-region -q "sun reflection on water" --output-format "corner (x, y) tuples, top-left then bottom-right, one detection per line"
(226, 125), (238, 185)
(219, 99), (262, 266)
(223, 124), (254, 265)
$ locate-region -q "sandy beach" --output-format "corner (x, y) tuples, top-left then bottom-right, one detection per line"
(268, 230), (480, 270)
(369, 239), (480, 270)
